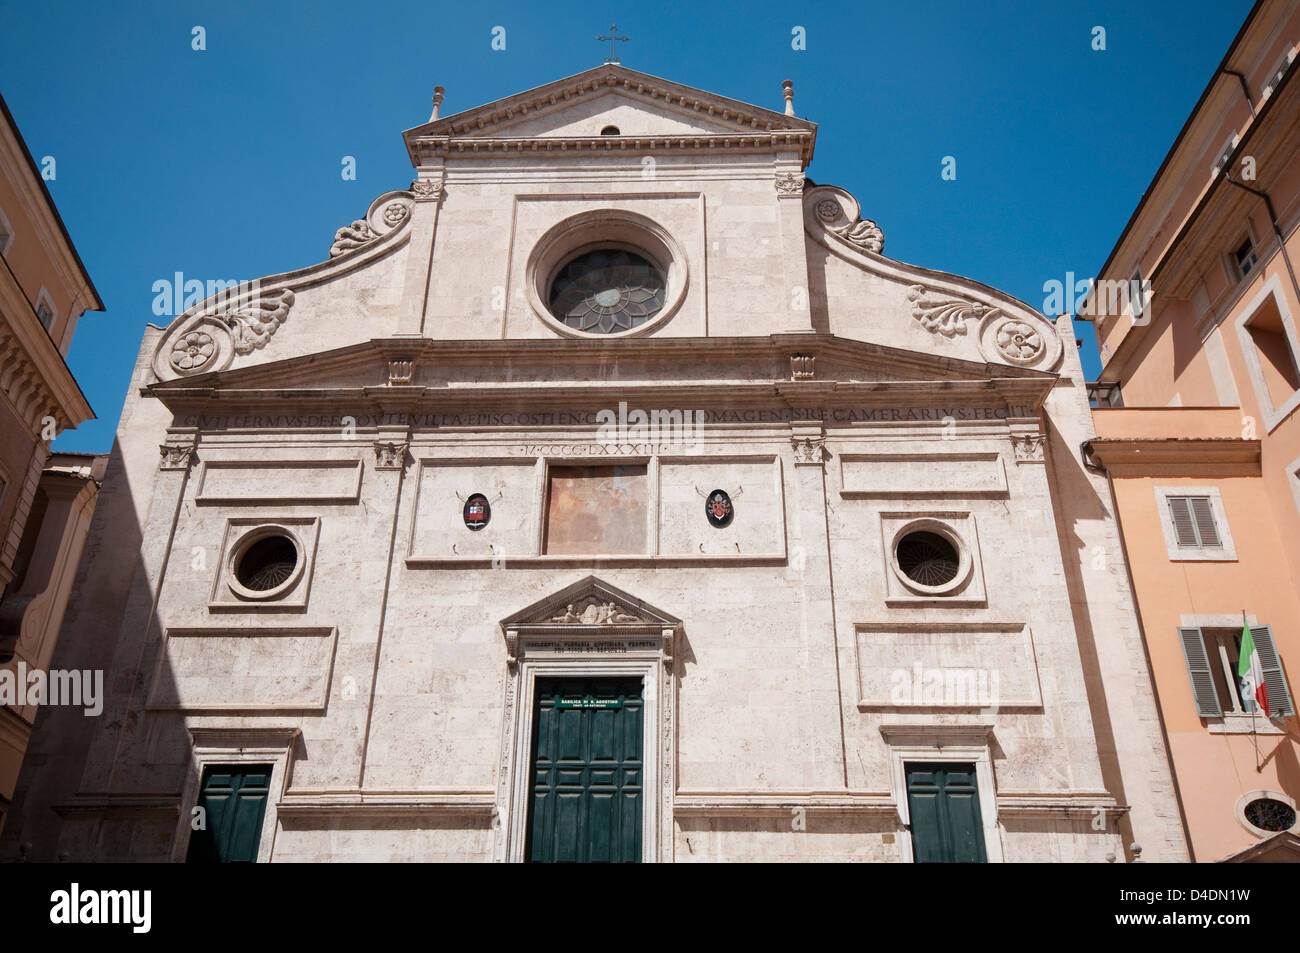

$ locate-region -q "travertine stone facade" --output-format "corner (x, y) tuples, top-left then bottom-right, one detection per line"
(3, 66), (1187, 862)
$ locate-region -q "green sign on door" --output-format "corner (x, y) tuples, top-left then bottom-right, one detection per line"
(526, 678), (643, 863)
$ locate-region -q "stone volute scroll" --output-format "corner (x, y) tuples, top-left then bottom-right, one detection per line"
(150, 188), (417, 382)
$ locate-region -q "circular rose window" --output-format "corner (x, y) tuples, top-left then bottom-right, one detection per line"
(548, 249), (666, 334)
(227, 527), (305, 601)
(896, 531), (960, 587)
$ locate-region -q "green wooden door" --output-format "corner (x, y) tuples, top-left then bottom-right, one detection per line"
(526, 678), (643, 863)
(905, 762), (987, 863)
(186, 764), (273, 863)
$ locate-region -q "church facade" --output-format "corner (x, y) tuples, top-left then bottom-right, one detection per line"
(3, 66), (1188, 862)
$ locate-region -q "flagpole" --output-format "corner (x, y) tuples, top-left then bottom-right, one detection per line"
(1244, 610), (1261, 772)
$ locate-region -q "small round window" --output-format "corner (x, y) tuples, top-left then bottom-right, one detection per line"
(236, 535), (299, 590)
(548, 249), (666, 334)
(227, 527), (304, 600)
(896, 531), (960, 587)
(600, 125), (620, 136)
(1243, 796), (1298, 833)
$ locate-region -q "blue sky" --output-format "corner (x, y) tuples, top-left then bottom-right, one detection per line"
(0, 0), (1255, 452)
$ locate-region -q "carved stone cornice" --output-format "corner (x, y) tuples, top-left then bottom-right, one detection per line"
(387, 359), (415, 385)
(403, 65), (817, 166)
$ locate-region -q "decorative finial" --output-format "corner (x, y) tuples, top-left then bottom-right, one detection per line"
(429, 86), (445, 122)
(597, 24), (630, 64)
(782, 80), (795, 117)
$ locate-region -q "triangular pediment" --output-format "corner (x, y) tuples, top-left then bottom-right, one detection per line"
(403, 65), (816, 163)
(1218, 831), (1300, 863)
(146, 333), (1054, 406)
(500, 576), (680, 629)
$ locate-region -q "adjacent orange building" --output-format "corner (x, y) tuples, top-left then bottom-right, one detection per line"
(1083, 0), (1300, 862)
(0, 93), (103, 836)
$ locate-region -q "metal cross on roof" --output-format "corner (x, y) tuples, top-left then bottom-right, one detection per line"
(597, 24), (629, 64)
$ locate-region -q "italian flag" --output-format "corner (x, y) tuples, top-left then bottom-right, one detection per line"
(1238, 623), (1270, 717)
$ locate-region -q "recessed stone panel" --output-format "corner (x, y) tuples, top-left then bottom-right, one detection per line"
(658, 457), (785, 556)
(147, 626), (336, 711)
(196, 460), (362, 504)
(840, 452), (1007, 498)
(855, 624), (1041, 709)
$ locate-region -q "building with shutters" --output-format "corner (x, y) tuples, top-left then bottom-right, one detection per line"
(0, 93), (104, 838)
(1082, 0), (1300, 863)
(1, 65), (1190, 863)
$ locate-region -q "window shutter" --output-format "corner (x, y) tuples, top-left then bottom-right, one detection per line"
(1250, 625), (1295, 717)
(1168, 498), (1198, 547)
(1178, 627), (1223, 717)
(1189, 497), (1220, 547)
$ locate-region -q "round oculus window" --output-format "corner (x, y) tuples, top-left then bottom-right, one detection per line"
(548, 249), (666, 334)
(896, 531), (961, 587)
(1243, 797), (1298, 833)
(234, 534), (300, 592)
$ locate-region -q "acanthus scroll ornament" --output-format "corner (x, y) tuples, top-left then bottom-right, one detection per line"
(834, 217), (885, 254)
(1010, 433), (1047, 464)
(222, 289), (296, 355)
(373, 441), (409, 470)
(791, 435), (826, 465)
(410, 178), (443, 201)
(907, 285), (990, 338)
(775, 172), (805, 196)
(330, 220), (377, 258)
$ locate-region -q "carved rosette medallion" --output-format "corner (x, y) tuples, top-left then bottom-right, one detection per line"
(815, 199), (841, 222)
(169, 331), (216, 372)
(994, 319), (1046, 365)
(382, 203), (409, 226)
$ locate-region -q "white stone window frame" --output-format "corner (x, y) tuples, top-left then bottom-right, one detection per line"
(34, 286), (57, 334)
(524, 208), (690, 340)
(497, 653), (670, 864)
(1224, 223), (1260, 285)
(170, 726), (299, 863)
(1235, 274), (1300, 432)
(1235, 789), (1300, 838)
(880, 724), (1003, 863)
(1180, 613), (1284, 735)
(208, 516), (320, 610)
(0, 204), (13, 256)
(1154, 486), (1237, 561)
(879, 511), (987, 607)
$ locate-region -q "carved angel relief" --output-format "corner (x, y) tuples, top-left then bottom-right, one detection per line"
(548, 600), (645, 624)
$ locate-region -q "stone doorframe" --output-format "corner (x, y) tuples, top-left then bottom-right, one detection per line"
(170, 726), (300, 863)
(493, 575), (680, 863)
(880, 723), (1003, 863)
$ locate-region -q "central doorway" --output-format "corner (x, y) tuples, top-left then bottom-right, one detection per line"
(525, 677), (644, 863)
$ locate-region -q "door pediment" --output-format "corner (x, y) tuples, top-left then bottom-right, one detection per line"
(499, 576), (681, 669)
